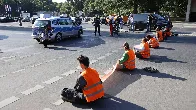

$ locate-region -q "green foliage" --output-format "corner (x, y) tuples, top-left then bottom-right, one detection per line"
(0, 0), (189, 17)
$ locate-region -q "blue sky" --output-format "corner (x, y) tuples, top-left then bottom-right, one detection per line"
(52, 0), (66, 3)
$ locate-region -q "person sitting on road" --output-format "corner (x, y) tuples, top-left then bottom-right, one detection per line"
(156, 27), (164, 42)
(146, 35), (159, 48)
(134, 38), (150, 59)
(61, 55), (104, 104)
(164, 26), (172, 38)
(114, 42), (135, 70)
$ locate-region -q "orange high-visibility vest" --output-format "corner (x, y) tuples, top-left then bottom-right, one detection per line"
(140, 42), (150, 58)
(123, 50), (135, 70)
(149, 37), (159, 48)
(82, 68), (104, 102)
(157, 31), (164, 42)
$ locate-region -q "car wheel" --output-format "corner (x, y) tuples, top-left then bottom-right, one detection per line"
(55, 33), (62, 42)
(36, 38), (40, 42)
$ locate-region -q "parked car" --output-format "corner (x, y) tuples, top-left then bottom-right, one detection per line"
(0, 17), (15, 23)
(22, 17), (30, 22)
(31, 16), (83, 43)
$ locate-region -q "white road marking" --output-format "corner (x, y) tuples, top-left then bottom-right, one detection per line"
(53, 99), (64, 106)
(21, 85), (44, 95)
(12, 69), (25, 74)
(105, 53), (113, 56)
(76, 66), (81, 70)
(43, 108), (52, 110)
(3, 45), (34, 52)
(112, 50), (118, 53)
(90, 60), (98, 64)
(97, 56), (106, 60)
(0, 56), (16, 60)
(0, 75), (6, 78)
(43, 76), (63, 85)
(0, 96), (20, 109)
(61, 70), (78, 76)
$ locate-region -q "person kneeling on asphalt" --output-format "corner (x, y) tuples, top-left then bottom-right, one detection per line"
(164, 26), (172, 39)
(146, 35), (159, 48)
(114, 42), (136, 71)
(134, 38), (150, 59)
(61, 55), (104, 104)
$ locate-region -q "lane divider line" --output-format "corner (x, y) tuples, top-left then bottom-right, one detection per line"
(21, 85), (44, 95)
(43, 108), (52, 110)
(0, 96), (20, 109)
(0, 75), (6, 78)
(90, 60), (98, 64)
(97, 56), (106, 60)
(61, 70), (78, 76)
(12, 69), (25, 74)
(43, 76), (63, 85)
(0, 56), (16, 60)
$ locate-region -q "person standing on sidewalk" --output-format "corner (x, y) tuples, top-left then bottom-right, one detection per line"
(93, 15), (101, 36)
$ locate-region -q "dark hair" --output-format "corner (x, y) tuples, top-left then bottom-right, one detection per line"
(142, 38), (148, 42)
(77, 55), (90, 67)
(146, 35), (152, 38)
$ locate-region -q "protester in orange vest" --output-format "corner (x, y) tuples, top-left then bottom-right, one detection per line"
(61, 55), (104, 103)
(156, 27), (164, 42)
(134, 38), (150, 59)
(114, 42), (135, 70)
(164, 26), (172, 38)
(146, 35), (159, 48)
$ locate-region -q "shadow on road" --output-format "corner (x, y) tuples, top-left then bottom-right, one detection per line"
(143, 55), (187, 63)
(48, 35), (106, 49)
(72, 96), (146, 110)
(136, 68), (187, 81)
(0, 26), (31, 32)
(0, 35), (8, 40)
(154, 46), (175, 50)
(103, 70), (141, 96)
(164, 34), (196, 44)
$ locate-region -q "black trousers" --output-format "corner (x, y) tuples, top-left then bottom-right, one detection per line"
(135, 52), (143, 59)
(61, 88), (87, 104)
(94, 25), (100, 35)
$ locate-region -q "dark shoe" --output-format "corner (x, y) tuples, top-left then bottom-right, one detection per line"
(99, 34), (101, 36)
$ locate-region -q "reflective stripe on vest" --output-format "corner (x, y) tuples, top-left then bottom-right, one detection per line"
(83, 81), (102, 91)
(84, 88), (104, 98)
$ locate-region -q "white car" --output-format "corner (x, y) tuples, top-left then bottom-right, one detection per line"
(31, 16), (83, 43)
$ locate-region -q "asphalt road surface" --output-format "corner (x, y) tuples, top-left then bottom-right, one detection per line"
(0, 22), (196, 110)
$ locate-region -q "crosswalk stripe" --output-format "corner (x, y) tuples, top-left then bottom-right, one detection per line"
(43, 76), (63, 85)
(21, 85), (44, 95)
(0, 96), (20, 109)
(43, 108), (52, 110)
(61, 70), (78, 76)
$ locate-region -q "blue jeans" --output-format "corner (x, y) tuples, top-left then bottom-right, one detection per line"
(130, 22), (134, 32)
(146, 23), (151, 32)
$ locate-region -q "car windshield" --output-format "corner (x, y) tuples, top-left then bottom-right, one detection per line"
(154, 14), (165, 20)
(34, 20), (49, 27)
